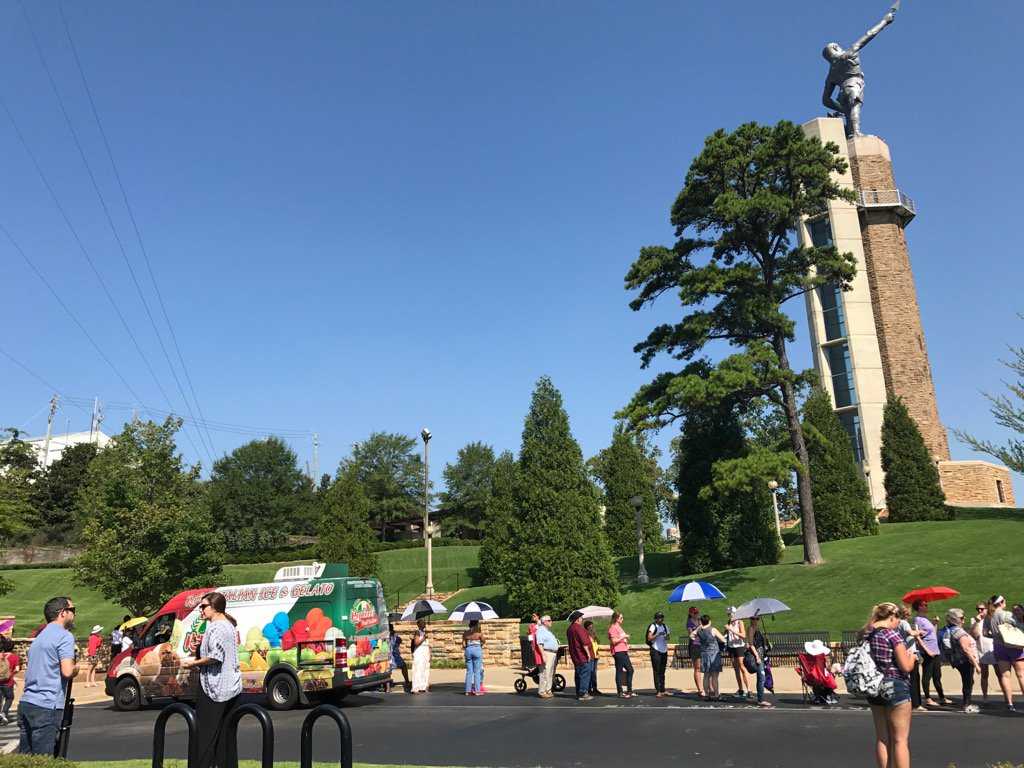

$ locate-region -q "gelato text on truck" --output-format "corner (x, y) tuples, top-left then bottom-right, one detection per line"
(104, 563), (391, 710)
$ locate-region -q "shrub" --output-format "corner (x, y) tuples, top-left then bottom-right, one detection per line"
(880, 396), (948, 522)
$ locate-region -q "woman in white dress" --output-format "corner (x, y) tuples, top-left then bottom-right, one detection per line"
(410, 618), (431, 693)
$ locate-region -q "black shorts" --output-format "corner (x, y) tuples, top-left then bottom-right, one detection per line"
(727, 646), (745, 659)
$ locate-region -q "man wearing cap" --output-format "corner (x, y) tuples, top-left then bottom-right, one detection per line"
(534, 616), (559, 699)
(567, 611), (595, 701)
(646, 611), (671, 697)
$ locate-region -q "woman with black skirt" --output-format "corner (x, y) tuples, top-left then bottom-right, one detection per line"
(182, 592), (241, 768)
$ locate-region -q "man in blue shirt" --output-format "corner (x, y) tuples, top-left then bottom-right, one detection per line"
(19, 596), (77, 755)
(534, 616), (559, 699)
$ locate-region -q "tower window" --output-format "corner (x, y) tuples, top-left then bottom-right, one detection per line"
(997, 479), (1005, 503)
(825, 344), (858, 408)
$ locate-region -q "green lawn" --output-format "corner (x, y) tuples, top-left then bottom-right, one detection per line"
(0, 547), (482, 634)
(4, 512), (1020, 644)
(73, 762), (449, 768)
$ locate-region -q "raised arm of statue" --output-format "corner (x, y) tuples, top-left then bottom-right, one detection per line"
(851, 8), (896, 53)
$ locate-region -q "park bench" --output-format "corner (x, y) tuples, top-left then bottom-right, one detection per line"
(763, 630), (831, 665)
(671, 643), (693, 669)
(837, 630), (861, 663)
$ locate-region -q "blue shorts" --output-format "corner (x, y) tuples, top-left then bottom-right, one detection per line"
(868, 677), (911, 707)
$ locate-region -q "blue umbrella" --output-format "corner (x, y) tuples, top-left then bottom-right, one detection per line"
(667, 581), (726, 603)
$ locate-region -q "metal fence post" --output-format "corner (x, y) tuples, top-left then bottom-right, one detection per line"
(152, 702), (197, 768)
(224, 702), (275, 768)
(300, 704), (353, 768)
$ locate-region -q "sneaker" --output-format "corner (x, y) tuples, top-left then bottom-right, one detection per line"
(737, 689), (745, 697)
(963, 705), (980, 714)
(578, 695), (593, 702)
(758, 701), (774, 708)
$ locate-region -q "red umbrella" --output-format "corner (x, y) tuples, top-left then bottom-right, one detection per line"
(902, 586), (959, 604)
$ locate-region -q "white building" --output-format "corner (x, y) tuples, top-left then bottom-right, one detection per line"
(22, 431), (111, 469)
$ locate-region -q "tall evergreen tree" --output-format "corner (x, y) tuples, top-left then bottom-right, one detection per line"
(621, 121), (860, 565)
(801, 388), (877, 540)
(506, 378), (618, 616)
(0, 429), (40, 545)
(477, 451), (516, 585)
(673, 405), (783, 573)
(881, 396), (948, 522)
(440, 442), (496, 539)
(588, 426), (662, 557)
(316, 469), (378, 577)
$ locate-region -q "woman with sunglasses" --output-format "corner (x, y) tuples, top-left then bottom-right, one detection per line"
(182, 593), (241, 768)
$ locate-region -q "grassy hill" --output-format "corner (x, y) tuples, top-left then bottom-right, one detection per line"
(446, 508), (1023, 642)
(0, 546), (482, 634)
(3, 511), (1019, 643)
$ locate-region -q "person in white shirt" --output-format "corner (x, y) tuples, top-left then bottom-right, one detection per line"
(646, 612), (671, 697)
(534, 616), (560, 699)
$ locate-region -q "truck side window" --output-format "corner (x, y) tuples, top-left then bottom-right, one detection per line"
(144, 614), (176, 648)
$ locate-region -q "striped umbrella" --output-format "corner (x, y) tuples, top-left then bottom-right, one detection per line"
(448, 601), (499, 622)
(399, 599), (448, 621)
(667, 581), (726, 603)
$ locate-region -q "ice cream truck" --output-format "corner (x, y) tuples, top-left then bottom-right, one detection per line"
(104, 562), (391, 710)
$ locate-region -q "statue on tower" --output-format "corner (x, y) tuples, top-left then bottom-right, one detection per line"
(821, 2), (899, 138)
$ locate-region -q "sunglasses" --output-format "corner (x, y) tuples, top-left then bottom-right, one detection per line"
(199, 603), (211, 610)
(64, 606), (76, 614)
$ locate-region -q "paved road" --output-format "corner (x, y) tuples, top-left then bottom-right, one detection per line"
(58, 686), (1023, 767)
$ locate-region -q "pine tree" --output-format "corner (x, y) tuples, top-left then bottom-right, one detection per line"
(801, 388), (878, 540)
(316, 469), (379, 577)
(506, 377), (619, 617)
(881, 396), (948, 522)
(477, 451), (516, 585)
(589, 426), (663, 557)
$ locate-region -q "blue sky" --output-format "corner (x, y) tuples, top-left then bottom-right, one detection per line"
(3, 1), (1022, 488)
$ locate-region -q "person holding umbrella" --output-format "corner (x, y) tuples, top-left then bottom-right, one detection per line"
(912, 600), (951, 707)
(747, 616), (773, 708)
(463, 620), (485, 696)
(410, 618), (431, 694)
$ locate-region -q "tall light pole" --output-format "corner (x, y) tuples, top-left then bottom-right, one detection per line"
(629, 494), (649, 584)
(768, 480), (785, 549)
(421, 427), (434, 597)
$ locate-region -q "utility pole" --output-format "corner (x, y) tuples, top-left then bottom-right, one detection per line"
(312, 433), (320, 481)
(629, 494), (649, 584)
(89, 397), (98, 443)
(42, 395), (59, 468)
(421, 427), (434, 597)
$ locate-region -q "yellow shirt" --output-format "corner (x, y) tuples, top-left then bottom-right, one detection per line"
(590, 637), (599, 659)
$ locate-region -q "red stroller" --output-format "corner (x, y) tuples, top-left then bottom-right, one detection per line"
(796, 652), (838, 706)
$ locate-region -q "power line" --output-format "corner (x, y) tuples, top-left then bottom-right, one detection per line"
(0, 94), (209, 466)
(0, 345), (96, 421)
(57, 2), (219, 460)
(19, 0), (216, 461)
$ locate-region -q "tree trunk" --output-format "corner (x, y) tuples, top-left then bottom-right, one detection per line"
(773, 335), (824, 565)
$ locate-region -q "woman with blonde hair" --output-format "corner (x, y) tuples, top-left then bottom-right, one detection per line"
(863, 602), (915, 768)
(987, 595), (1024, 712)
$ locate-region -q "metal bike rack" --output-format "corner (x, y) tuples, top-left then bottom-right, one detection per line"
(152, 702), (198, 768)
(300, 704), (353, 768)
(224, 702), (275, 768)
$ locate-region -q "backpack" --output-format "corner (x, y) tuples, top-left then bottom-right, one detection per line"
(842, 634), (885, 698)
(941, 626), (967, 667)
(0, 654), (10, 680)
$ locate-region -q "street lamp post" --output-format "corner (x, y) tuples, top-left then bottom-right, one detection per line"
(629, 494), (649, 584)
(421, 427), (434, 597)
(768, 480), (785, 549)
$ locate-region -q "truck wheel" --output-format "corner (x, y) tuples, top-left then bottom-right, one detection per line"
(553, 674), (566, 692)
(266, 673), (299, 710)
(514, 678), (527, 693)
(113, 677), (142, 711)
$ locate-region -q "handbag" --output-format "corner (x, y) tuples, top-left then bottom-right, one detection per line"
(998, 622), (1024, 649)
(742, 648), (759, 674)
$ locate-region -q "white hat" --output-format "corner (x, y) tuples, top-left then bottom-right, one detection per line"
(91, 625), (103, 634)
(804, 639), (830, 656)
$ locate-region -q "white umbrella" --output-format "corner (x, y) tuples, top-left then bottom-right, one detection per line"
(576, 605), (614, 619)
(731, 597), (790, 620)
(449, 601), (499, 622)
(399, 599), (448, 621)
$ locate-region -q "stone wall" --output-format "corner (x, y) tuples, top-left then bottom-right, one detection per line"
(10, 636), (114, 672)
(391, 619), (522, 667)
(939, 460), (1017, 507)
(848, 137), (950, 461)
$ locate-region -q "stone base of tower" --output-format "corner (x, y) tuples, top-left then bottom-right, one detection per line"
(938, 460), (1016, 507)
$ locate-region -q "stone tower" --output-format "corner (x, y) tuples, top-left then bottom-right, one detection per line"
(799, 117), (1013, 509)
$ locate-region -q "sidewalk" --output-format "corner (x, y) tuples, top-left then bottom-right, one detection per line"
(422, 663), (980, 697)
